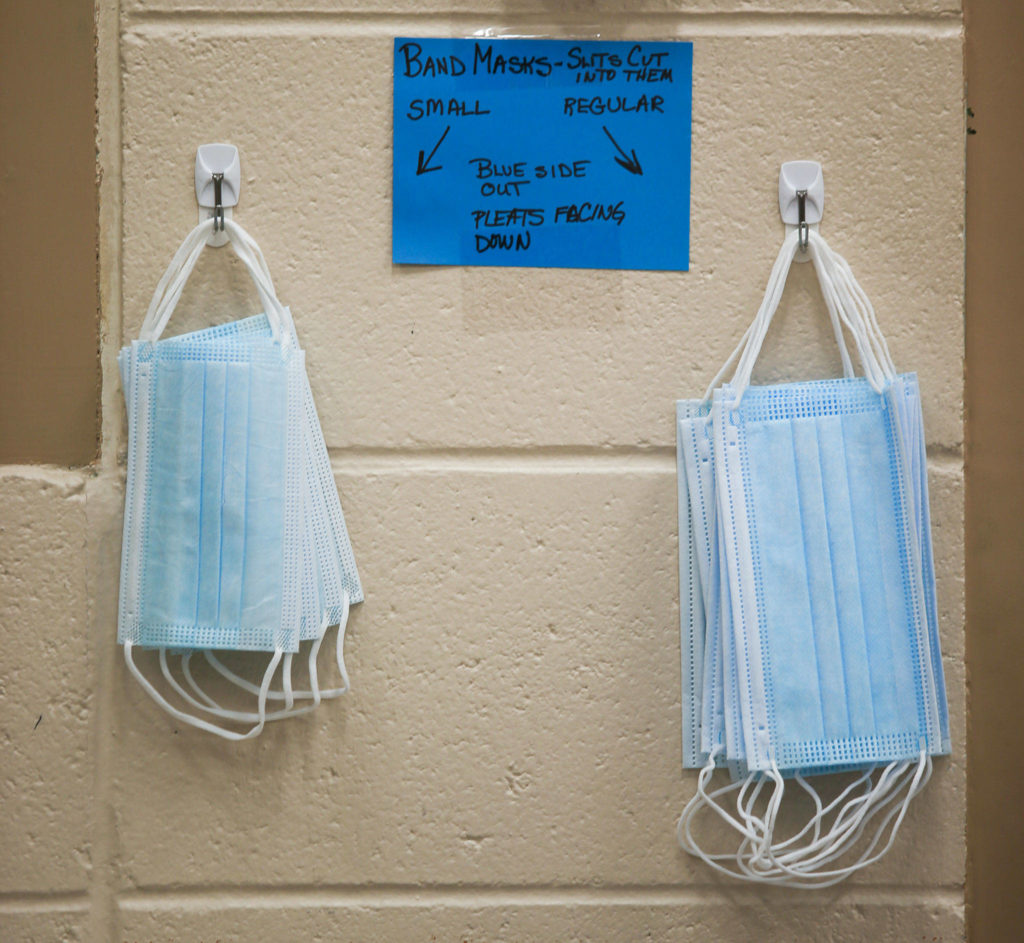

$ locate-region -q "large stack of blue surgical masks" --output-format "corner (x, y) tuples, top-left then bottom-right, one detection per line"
(675, 229), (949, 886)
(118, 218), (362, 740)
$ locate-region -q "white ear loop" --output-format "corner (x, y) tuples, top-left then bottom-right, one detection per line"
(678, 749), (931, 887)
(158, 648), (319, 724)
(762, 767), (875, 859)
(728, 232), (802, 401)
(744, 761), (921, 885)
(137, 220), (214, 340)
(699, 227), (856, 407)
(151, 224), (280, 340)
(679, 750), (922, 877)
(743, 752), (932, 887)
(822, 239), (896, 377)
(681, 233), (923, 886)
(680, 748), (764, 846)
(139, 218), (289, 344)
(738, 769), (890, 880)
(807, 234), (891, 392)
(123, 641), (281, 741)
(764, 785), (902, 879)
(727, 229), (896, 407)
(702, 234), (799, 405)
(202, 591), (351, 703)
(678, 750), (775, 880)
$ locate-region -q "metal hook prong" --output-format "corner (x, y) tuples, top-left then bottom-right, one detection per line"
(212, 172), (224, 232)
(796, 188), (809, 251)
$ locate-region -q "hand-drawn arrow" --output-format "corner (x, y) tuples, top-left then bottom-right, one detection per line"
(602, 126), (643, 176)
(416, 125), (451, 175)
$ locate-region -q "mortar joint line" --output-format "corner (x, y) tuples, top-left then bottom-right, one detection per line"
(121, 10), (964, 38)
(112, 882), (966, 909)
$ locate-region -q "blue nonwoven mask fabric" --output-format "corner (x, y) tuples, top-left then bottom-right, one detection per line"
(154, 311), (364, 718)
(118, 218), (362, 739)
(675, 229), (950, 887)
(120, 335), (303, 652)
(156, 311), (363, 628)
(677, 246), (857, 773)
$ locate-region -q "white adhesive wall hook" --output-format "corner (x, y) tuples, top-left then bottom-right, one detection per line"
(779, 161), (823, 263)
(195, 144), (241, 247)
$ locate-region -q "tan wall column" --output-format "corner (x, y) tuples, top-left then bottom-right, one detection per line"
(965, 1), (1024, 939)
(0, 0), (99, 465)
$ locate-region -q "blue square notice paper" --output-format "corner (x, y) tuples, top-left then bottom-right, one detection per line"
(393, 38), (692, 271)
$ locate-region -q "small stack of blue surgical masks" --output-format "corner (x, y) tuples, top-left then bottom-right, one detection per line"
(675, 229), (949, 886)
(118, 217), (362, 740)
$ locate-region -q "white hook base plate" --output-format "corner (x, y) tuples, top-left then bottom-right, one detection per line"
(779, 161), (824, 263)
(196, 144), (241, 247)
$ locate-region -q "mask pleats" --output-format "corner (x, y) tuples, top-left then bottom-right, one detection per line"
(792, 416), (850, 741)
(195, 360), (226, 633)
(216, 358), (251, 642)
(846, 409), (920, 746)
(145, 359), (204, 634)
(814, 414), (876, 740)
(743, 419), (826, 746)
(237, 355), (287, 648)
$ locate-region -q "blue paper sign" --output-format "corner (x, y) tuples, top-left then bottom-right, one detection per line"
(393, 38), (692, 271)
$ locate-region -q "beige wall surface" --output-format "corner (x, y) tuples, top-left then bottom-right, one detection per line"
(0, 1), (965, 941)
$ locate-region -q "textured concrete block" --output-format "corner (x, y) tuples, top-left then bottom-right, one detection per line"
(117, 897), (965, 943)
(109, 467), (963, 890)
(0, 474), (94, 893)
(0, 909), (87, 943)
(110, 468), (683, 888)
(121, 30), (963, 451)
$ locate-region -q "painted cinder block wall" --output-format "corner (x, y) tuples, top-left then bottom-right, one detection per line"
(0, 1), (965, 940)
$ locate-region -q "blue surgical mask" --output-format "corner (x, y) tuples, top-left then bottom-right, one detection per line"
(154, 312), (363, 633)
(119, 218), (360, 739)
(119, 303), (304, 657)
(713, 374), (946, 771)
(676, 230), (949, 887)
(677, 241), (859, 773)
(152, 311), (364, 719)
